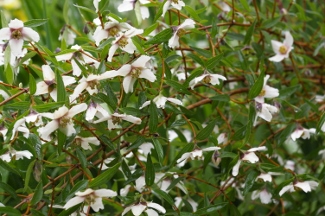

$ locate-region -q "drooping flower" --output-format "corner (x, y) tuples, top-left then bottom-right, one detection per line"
(58, 25), (76, 45)
(37, 103), (87, 141)
(0, 149), (33, 162)
(55, 45), (100, 77)
(162, 0), (185, 17)
(169, 19), (195, 49)
(254, 102), (278, 125)
(94, 112), (141, 130)
(189, 72), (227, 89)
(122, 201), (166, 216)
(291, 126), (316, 141)
(174, 197), (198, 212)
(139, 94), (182, 109)
(232, 146), (267, 176)
(118, 0), (150, 20)
(251, 189), (272, 204)
(0, 124), (8, 140)
(34, 65), (76, 101)
(256, 173), (272, 182)
(107, 28), (143, 62)
(10, 118), (30, 140)
(254, 74), (279, 103)
(269, 31), (294, 62)
(101, 55), (156, 93)
(177, 146), (221, 167)
(218, 1), (231, 13)
(0, 18), (40, 56)
(279, 180), (318, 196)
(85, 101), (110, 122)
(63, 188), (117, 212)
(74, 136), (100, 151)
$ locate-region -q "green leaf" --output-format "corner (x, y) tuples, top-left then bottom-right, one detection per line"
(317, 112), (325, 133)
(73, 4), (97, 14)
(279, 85), (301, 98)
(65, 180), (88, 201)
(0, 182), (19, 200)
(205, 54), (223, 70)
(210, 94), (230, 102)
(29, 73), (37, 95)
(24, 159), (36, 192)
(24, 19), (48, 28)
(4, 101), (30, 111)
(19, 51), (37, 66)
(154, 0), (165, 21)
(244, 104), (255, 143)
(99, 0), (110, 13)
(1, 10), (8, 28)
(196, 119), (217, 140)
(0, 207), (21, 216)
(248, 71), (265, 99)
(152, 188), (175, 208)
(232, 124), (247, 141)
(243, 170), (258, 195)
(145, 153), (155, 186)
(99, 135), (116, 151)
(57, 130), (66, 154)
(165, 79), (190, 94)
(88, 162), (120, 188)
(261, 17), (281, 29)
(243, 20), (256, 45)
(33, 102), (65, 112)
(56, 70), (66, 103)
(76, 148), (87, 169)
(30, 209), (46, 216)
(149, 101), (158, 133)
(143, 22), (159, 37)
(146, 28), (172, 45)
(5, 64), (14, 85)
(152, 138), (164, 163)
(190, 46), (212, 58)
(184, 5), (201, 21)
(0, 160), (21, 176)
(239, 0), (250, 11)
(194, 202), (228, 215)
(31, 181), (43, 205)
(187, 53), (205, 66)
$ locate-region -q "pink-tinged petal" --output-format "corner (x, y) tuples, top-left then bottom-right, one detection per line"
(232, 160), (242, 176)
(38, 120), (59, 141)
(279, 184), (294, 196)
(131, 203), (147, 216)
(0, 28), (11, 40)
(171, 0), (185, 10)
(132, 55), (150, 67)
(269, 54), (285, 62)
(162, 1), (171, 16)
(260, 189), (272, 204)
(55, 52), (74, 61)
(35, 81), (49, 95)
(123, 76), (136, 93)
(9, 39), (24, 56)
(42, 65), (55, 81)
(68, 103), (87, 118)
(168, 33), (179, 48)
(62, 76), (76, 86)
(71, 59), (82, 77)
(94, 189), (117, 197)
(90, 197), (104, 212)
(139, 68), (156, 82)
(145, 209), (158, 216)
(139, 100), (151, 109)
(178, 19), (195, 30)
(147, 202), (166, 213)
(107, 44), (119, 62)
(270, 40), (282, 54)
(283, 31), (294, 48)
(93, 27), (109, 46)
(122, 114), (142, 124)
(22, 27), (40, 42)
(118, 1), (134, 12)
(63, 196), (85, 209)
(8, 19), (24, 28)
(15, 150), (33, 160)
(242, 152), (259, 163)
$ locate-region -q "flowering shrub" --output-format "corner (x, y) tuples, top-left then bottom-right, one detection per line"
(0, 0), (325, 215)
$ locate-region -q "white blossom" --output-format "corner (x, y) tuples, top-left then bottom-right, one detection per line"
(0, 149), (33, 162)
(139, 94), (182, 109)
(189, 72), (226, 89)
(0, 18), (40, 57)
(162, 0), (185, 17)
(256, 173), (272, 182)
(175, 197), (198, 212)
(254, 74), (279, 103)
(94, 112), (141, 130)
(75, 136), (100, 151)
(279, 180), (318, 196)
(177, 147), (221, 167)
(269, 31), (294, 62)
(63, 188), (117, 212)
(251, 189), (272, 204)
(58, 26), (76, 45)
(291, 126), (316, 141)
(118, 0), (150, 20)
(169, 19), (195, 49)
(0, 124), (8, 140)
(93, 0), (101, 12)
(254, 102), (278, 125)
(122, 201), (166, 216)
(85, 102), (110, 122)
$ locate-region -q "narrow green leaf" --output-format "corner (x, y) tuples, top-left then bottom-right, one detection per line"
(149, 101), (158, 133)
(99, 0), (110, 13)
(239, 0), (250, 11)
(56, 70), (66, 103)
(24, 19), (48, 28)
(316, 112), (325, 133)
(0, 182), (19, 200)
(152, 138), (164, 163)
(196, 119), (217, 140)
(261, 17), (281, 29)
(76, 149), (87, 169)
(143, 22), (159, 37)
(0, 160), (21, 176)
(65, 180), (88, 200)
(165, 79), (190, 94)
(30, 209), (46, 216)
(244, 104), (255, 143)
(73, 4), (97, 14)
(210, 94), (230, 102)
(4, 101), (30, 111)
(232, 124), (247, 141)
(0, 207), (21, 215)
(194, 202), (228, 215)
(99, 135), (116, 151)
(243, 170), (258, 195)
(103, 84), (118, 110)
(145, 153), (155, 186)
(57, 130), (66, 154)
(146, 28), (172, 45)
(88, 162), (120, 188)
(279, 85), (301, 98)
(29, 74), (37, 95)
(19, 51), (37, 66)
(164, 60), (172, 80)
(154, 0), (165, 21)
(243, 20), (256, 45)
(24, 159), (36, 192)
(31, 181), (43, 205)
(187, 53), (205, 66)
(184, 5), (201, 21)
(248, 71), (265, 99)
(1, 10), (8, 28)
(206, 54), (223, 70)
(5, 64), (14, 85)
(190, 46), (212, 58)
(33, 102), (65, 112)
(153, 188), (175, 207)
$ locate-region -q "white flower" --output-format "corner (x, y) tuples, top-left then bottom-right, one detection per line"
(217, 133), (227, 145)
(37, 103), (87, 141)
(107, 28), (143, 62)
(189, 72), (227, 89)
(162, 0), (185, 17)
(177, 147), (221, 167)
(93, 0), (101, 12)
(10, 118), (30, 140)
(138, 142), (154, 156)
(269, 31), (294, 62)
(122, 201), (166, 216)
(254, 74), (279, 103)
(218, 1), (231, 13)
(93, 18), (134, 46)
(85, 102), (109, 122)
(118, 0), (150, 20)
(75, 136), (100, 151)
(55, 45), (99, 77)
(251, 189), (272, 204)
(58, 26), (76, 45)
(101, 55), (156, 93)
(35, 65), (76, 101)
(291, 126), (316, 141)
(232, 147), (267, 176)
(169, 19), (195, 49)
(120, 184), (131, 197)
(0, 124), (8, 140)
(175, 197), (198, 212)
(0, 18), (40, 57)
(63, 188), (117, 212)
(256, 173), (272, 182)
(94, 112), (141, 130)
(254, 102), (278, 125)
(279, 180), (318, 196)
(140, 94), (182, 109)
(0, 149), (33, 162)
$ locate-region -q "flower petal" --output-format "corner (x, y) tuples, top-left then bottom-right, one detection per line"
(139, 68), (156, 82)
(232, 160), (242, 176)
(147, 202), (166, 213)
(67, 103), (87, 118)
(94, 189), (117, 197)
(22, 27), (40, 42)
(132, 55), (150, 68)
(107, 44), (119, 62)
(9, 39), (24, 57)
(123, 76), (136, 93)
(63, 196), (85, 209)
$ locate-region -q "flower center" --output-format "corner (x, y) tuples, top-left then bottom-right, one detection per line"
(88, 80), (98, 89)
(203, 75), (211, 84)
(118, 37), (129, 48)
(59, 116), (71, 128)
(11, 29), (22, 39)
(259, 89), (266, 96)
(172, 0), (179, 3)
(255, 102), (262, 111)
(85, 194), (95, 205)
(111, 116), (122, 125)
(109, 26), (119, 37)
(130, 67), (141, 78)
(279, 45), (287, 54)
(176, 28), (186, 37)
